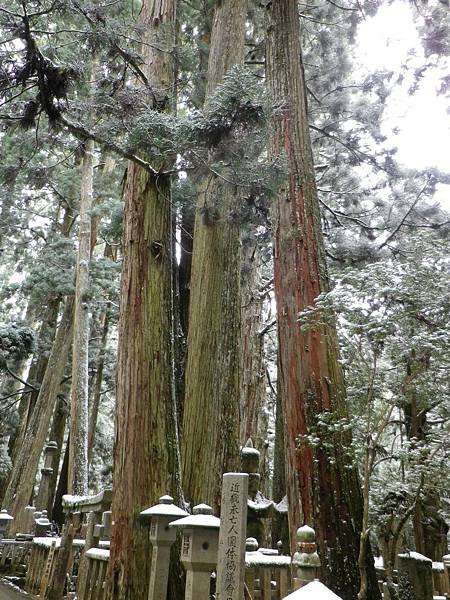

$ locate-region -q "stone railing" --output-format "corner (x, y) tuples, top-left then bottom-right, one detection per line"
(0, 538), (31, 575)
(24, 537), (85, 595)
(61, 489), (112, 599)
(17, 490), (112, 597)
(79, 548), (109, 600)
(245, 543), (291, 599)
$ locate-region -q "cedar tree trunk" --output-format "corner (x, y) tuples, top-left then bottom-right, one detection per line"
(265, 2), (380, 599)
(107, 2), (181, 599)
(68, 139), (94, 496)
(181, 0), (247, 512)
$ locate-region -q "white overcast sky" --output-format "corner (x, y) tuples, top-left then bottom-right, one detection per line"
(355, 1), (449, 206)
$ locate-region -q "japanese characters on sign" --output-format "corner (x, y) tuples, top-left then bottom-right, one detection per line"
(216, 473), (248, 600)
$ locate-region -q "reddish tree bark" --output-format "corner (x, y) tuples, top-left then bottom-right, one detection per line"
(265, 2), (380, 598)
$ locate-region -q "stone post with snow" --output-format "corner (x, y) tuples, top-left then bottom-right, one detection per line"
(398, 551), (433, 600)
(292, 525), (321, 590)
(216, 473), (248, 600)
(140, 494), (188, 600)
(170, 503), (220, 600)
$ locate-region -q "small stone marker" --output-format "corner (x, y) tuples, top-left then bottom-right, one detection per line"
(216, 472), (249, 600)
(140, 495), (188, 600)
(282, 580), (342, 600)
(398, 551), (433, 600)
(170, 503), (220, 600)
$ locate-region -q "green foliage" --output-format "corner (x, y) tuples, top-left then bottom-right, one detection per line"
(128, 65), (265, 157)
(0, 323), (35, 370)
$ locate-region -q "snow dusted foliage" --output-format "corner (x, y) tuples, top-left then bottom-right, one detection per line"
(298, 231), (450, 542)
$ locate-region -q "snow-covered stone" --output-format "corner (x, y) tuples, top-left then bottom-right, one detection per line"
(282, 580), (343, 600)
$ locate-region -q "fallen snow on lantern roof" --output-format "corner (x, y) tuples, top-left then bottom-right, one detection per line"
(140, 494), (189, 520)
(169, 503), (220, 529)
(398, 551), (432, 563)
(0, 509), (14, 520)
(432, 562), (444, 572)
(275, 495), (288, 513)
(283, 580), (343, 600)
(248, 492), (275, 513)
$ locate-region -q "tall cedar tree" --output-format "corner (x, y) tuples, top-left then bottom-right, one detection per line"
(265, 2), (381, 599)
(107, 1), (181, 599)
(181, 0), (247, 512)
(68, 139), (94, 495)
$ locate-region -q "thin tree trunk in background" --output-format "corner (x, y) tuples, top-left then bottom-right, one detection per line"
(53, 436), (69, 528)
(107, 2), (182, 598)
(8, 204), (74, 469)
(178, 204), (194, 339)
(3, 296), (75, 534)
(8, 297), (60, 468)
(271, 376), (289, 552)
(240, 242), (266, 445)
(68, 139), (94, 496)
(181, 0), (247, 513)
(87, 309), (109, 461)
(265, 2), (380, 599)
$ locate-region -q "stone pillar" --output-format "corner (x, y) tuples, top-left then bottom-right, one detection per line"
(0, 509), (14, 539)
(292, 525), (321, 590)
(140, 494), (188, 600)
(216, 473), (248, 600)
(77, 510), (103, 599)
(398, 551), (433, 600)
(35, 441), (58, 512)
(170, 504), (220, 600)
(24, 505), (36, 534)
(101, 510), (112, 539)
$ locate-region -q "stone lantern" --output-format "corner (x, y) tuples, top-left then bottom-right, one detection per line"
(292, 525), (321, 590)
(140, 495), (188, 600)
(35, 515), (52, 536)
(0, 509), (14, 539)
(169, 503), (220, 600)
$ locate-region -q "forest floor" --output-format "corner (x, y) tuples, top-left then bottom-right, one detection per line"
(0, 581), (29, 599)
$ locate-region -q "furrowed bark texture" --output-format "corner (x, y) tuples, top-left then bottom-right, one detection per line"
(46, 397), (68, 519)
(240, 243), (266, 447)
(88, 309), (110, 461)
(108, 2), (181, 599)
(68, 139), (94, 496)
(265, 2), (380, 599)
(3, 296), (74, 534)
(181, 0), (247, 513)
